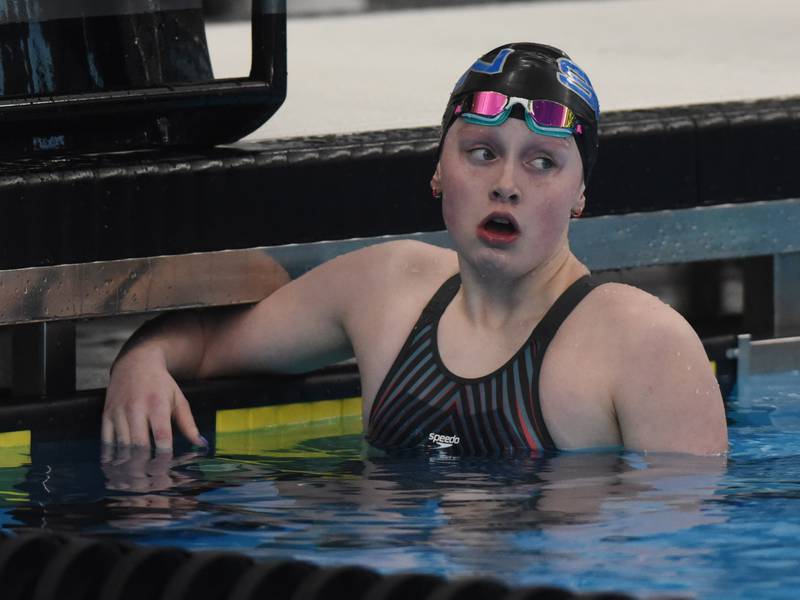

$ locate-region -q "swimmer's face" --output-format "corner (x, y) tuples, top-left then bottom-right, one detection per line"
(433, 117), (585, 276)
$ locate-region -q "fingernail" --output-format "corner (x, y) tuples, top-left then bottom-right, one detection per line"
(197, 435), (209, 447)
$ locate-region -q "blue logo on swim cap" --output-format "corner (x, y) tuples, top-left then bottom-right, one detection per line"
(556, 58), (599, 119)
(453, 48), (515, 92)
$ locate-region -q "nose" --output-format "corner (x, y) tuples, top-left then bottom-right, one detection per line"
(491, 160), (520, 203)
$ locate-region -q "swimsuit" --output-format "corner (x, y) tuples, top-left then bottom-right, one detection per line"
(366, 274), (598, 454)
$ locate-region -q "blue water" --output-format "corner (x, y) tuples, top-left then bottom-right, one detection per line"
(2, 372), (800, 599)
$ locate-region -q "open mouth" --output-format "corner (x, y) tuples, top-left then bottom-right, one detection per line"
(483, 216), (518, 235)
(477, 213), (520, 243)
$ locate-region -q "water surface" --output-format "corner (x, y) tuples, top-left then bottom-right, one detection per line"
(2, 372), (799, 599)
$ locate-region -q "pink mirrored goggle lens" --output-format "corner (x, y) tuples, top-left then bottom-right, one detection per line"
(469, 91), (509, 116)
(530, 99), (575, 129)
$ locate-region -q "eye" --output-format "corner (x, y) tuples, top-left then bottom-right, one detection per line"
(530, 156), (555, 170)
(468, 147), (496, 162)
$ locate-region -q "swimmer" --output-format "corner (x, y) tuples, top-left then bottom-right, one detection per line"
(103, 43), (727, 455)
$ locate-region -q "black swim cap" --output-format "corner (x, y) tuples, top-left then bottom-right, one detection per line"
(440, 42), (600, 182)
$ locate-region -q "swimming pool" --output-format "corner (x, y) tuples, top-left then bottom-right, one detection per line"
(0, 371), (798, 599)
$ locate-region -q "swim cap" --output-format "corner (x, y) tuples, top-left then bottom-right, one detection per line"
(440, 42), (600, 182)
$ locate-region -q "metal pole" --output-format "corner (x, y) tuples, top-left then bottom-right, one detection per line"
(12, 322), (76, 396)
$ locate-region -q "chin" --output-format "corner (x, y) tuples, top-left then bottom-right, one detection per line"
(466, 246), (527, 279)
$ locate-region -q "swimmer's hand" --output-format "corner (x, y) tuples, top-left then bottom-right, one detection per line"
(102, 346), (205, 450)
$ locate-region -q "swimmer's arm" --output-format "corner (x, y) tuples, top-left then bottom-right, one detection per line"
(104, 249), (371, 448)
(194, 253), (359, 377)
(610, 302), (728, 456)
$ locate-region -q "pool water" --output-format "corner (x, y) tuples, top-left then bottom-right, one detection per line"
(2, 372), (800, 599)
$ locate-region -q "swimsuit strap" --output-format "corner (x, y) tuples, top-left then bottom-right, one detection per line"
(416, 273), (462, 329)
(374, 272), (461, 389)
(532, 275), (598, 345)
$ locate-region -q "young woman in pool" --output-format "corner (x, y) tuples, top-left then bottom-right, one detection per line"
(103, 43), (728, 455)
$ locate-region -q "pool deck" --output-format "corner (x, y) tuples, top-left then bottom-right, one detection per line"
(206, 0), (800, 141)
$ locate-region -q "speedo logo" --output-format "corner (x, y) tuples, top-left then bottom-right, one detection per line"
(428, 432), (461, 448)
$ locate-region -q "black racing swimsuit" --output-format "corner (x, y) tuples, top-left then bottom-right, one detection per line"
(365, 274), (598, 455)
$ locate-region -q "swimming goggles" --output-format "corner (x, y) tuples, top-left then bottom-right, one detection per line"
(454, 91), (583, 138)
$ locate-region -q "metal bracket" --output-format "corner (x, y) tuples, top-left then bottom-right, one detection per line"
(774, 252), (800, 337)
(734, 333), (800, 392)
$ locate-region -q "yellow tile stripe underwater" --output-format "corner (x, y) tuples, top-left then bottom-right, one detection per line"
(0, 430), (31, 469)
(216, 397), (362, 434)
(214, 397), (364, 457)
(0, 432), (31, 504)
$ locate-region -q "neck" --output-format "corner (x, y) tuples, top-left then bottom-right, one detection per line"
(455, 245), (588, 330)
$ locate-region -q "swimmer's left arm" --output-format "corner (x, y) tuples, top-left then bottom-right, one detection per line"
(609, 297), (728, 456)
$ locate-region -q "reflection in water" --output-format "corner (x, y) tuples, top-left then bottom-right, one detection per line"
(0, 430), (746, 598)
(99, 446), (205, 530)
(100, 445), (202, 493)
(5, 435), (726, 538)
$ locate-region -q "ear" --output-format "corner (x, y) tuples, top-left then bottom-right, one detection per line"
(573, 183), (586, 213)
(570, 183), (586, 218)
(430, 162), (443, 196)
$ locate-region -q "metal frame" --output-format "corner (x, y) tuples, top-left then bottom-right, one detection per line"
(0, 0), (287, 156)
(2, 198), (798, 326)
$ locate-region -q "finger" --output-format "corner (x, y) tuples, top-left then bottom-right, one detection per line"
(101, 413), (115, 446)
(149, 398), (174, 452)
(112, 410), (132, 447)
(171, 388), (205, 447)
(128, 405), (153, 447)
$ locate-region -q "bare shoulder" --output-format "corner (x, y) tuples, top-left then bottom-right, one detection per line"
(587, 283), (694, 341)
(578, 281), (710, 383)
(583, 282), (701, 355)
(332, 239), (458, 300)
(582, 282), (727, 454)
(283, 239), (452, 310)
(348, 239), (457, 279)
(326, 238), (458, 336)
